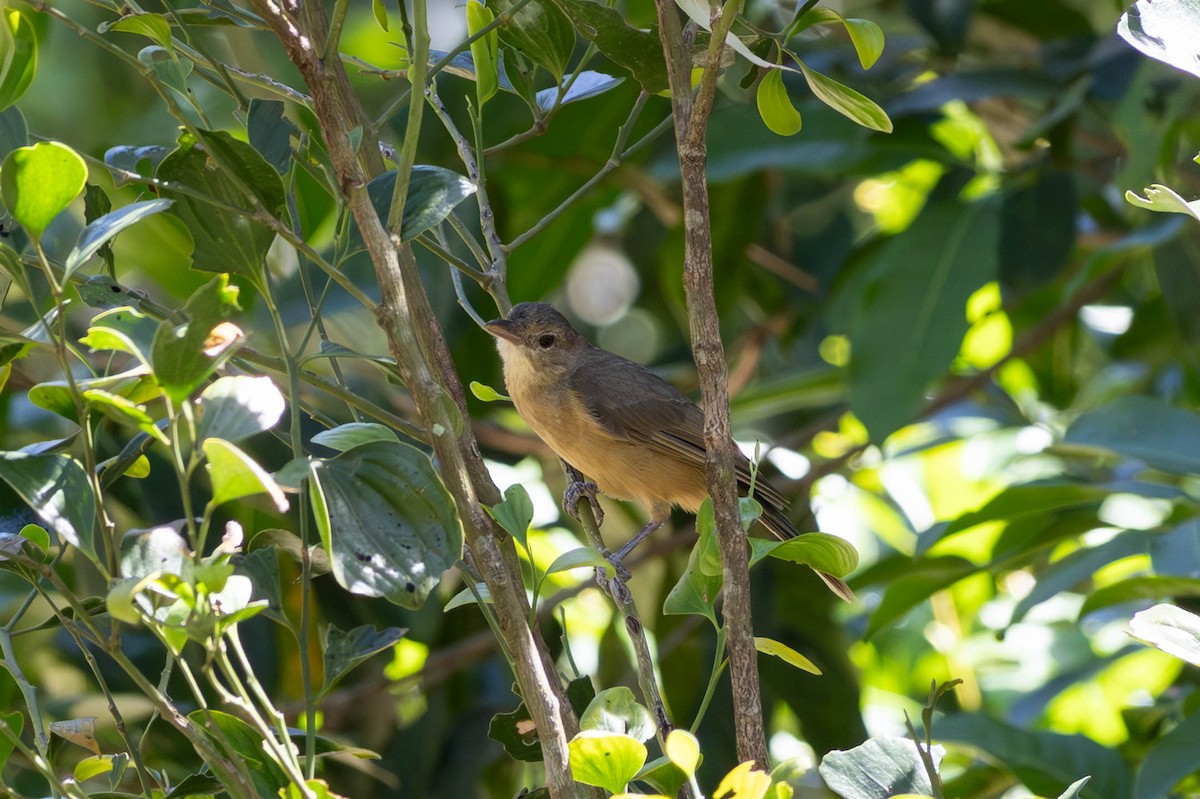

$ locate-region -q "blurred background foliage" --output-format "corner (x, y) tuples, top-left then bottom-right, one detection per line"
(3, 0), (1200, 796)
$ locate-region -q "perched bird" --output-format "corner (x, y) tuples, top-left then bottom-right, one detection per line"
(485, 302), (852, 600)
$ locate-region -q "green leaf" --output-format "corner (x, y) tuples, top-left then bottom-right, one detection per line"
(489, 699), (543, 762)
(19, 523), (49, 554)
(1081, 576), (1200, 618)
(569, 731), (647, 795)
(1118, 0), (1200, 80)
(794, 8), (884, 69)
(848, 197), (999, 441)
(750, 533), (859, 577)
(106, 13), (172, 49)
(82, 387), (168, 445)
(189, 709), (290, 797)
(444, 582), (490, 611)
(1133, 707), (1200, 799)
(151, 275), (242, 406)
(467, 0), (499, 106)
(371, 0), (389, 30)
(579, 686), (655, 742)
(0, 105), (26, 161)
(545, 546), (614, 576)
(64, 198), (173, 281)
(1129, 603), (1200, 666)
(0, 9), (36, 112)
(120, 523), (188, 580)
(488, 483), (534, 551)
(664, 526), (721, 627)
(308, 440), (462, 609)
(1, 141), (87, 240)
(664, 729), (700, 780)
(1056, 777), (1091, 799)
(534, 71), (624, 111)
(469, 380), (510, 402)
(29, 367), (158, 424)
(1126, 184), (1200, 222)
(797, 61), (892, 133)
(321, 624), (406, 695)
(196, 375), (285, 443)
(0, 451), (95, 562)
(359, 166), (476, 245)
(818, 737), (941, 799)
(1064, 396), (1200, 475)
(490, 0), (575, 81)
(756, 69), (802, 136)
(247, 98), (296, 176)
(864, 556), (977, 638)
(935, 713), (1129, 799)
(0, 711), (23, 769)
(310, 422), (399, 452)
(545, 0), (668, 93)
(137, 45), (193, 93)
(73, 755), (115, 783)
(156, 129), (284, 278)
(203, 438), (289, 512)
(754, 636), (821, 675)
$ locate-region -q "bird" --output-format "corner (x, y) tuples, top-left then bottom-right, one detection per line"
(484, 301), (852, 601)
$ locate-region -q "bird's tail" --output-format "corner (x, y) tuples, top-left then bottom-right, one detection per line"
(756, 502), (856, 603)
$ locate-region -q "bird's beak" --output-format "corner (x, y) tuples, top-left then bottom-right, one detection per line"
(484, 318), (521, 344)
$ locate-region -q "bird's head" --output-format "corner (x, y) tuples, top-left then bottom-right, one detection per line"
(485, 302), (587, 380)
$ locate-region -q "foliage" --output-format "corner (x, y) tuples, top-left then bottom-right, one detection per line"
(1, 0), (1200, 797)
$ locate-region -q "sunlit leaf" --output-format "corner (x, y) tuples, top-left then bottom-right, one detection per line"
(491, 0), (574, 81)
(311, 422), (399, 452)
(1, 141), (86, 239)
(818, 737), (940, 799)
(756, 69), (802, 136)
(579, 687), (655, 742)
(535, 71), (624, 111)
(0, 451), (95, 562)
(714, 760), (772, 799)
(1130, 603), (1200, 666)
(469, 380), (510, 402)
(569, 731), (647, 795)
(466, 0), (499, 106)
(753, 636), (821, 675)
(106, 13), (173, 49)
(65, 198), (173, 281)
(488, 483), (534, 551)
(545, 546), (614, 576)
(793, 8), (884, 69)
(797, 61), (892, 133)
(664, 729), (700, 779)
(196, 375), (285, 443)
(0, 9), (37, 112)
(1118, 0), (1200, 79)
(203, 438), (289, 512)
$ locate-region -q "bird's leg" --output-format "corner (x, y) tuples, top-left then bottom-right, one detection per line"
(560, 460), (604, 527)
(611, 519), (664, 564)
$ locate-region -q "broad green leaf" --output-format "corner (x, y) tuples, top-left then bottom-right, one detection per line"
(156, 129), (284, 278)
(664, 527), (721, 627)
(0, 711), (23, 769)
(188, 709), (289, 797)
(444, 582), (491, 611)
(935, 713), (1129, 799)
(204, 438), (289, 512)
(1118, 0), (1200, 79)
(309, 440), (462, 609)
(469, 380), (510, 402)
(359, 167), (476, 245)
(696, 498), (722, 577)
(247, 99), (297, 176)
(1000, 169), (1077, 289)
(488, 483), (534, 551)
(756, 69), (802, 136)
(847, 198), (999, 440)
(120, 523), (188, 581)
(74, 755), (115, 783)
(1129, 603), (1200, 666)
(545, 546), (614, 576)
(236, 543), (287, 622)
(0, 9), (36, 112)
(535, 71), (625, 111)
(106, 13), (172, 49)
(1012, 529), (1152, 623)
(1064, 396), (1200, 475)
(664, 729), (700, 779)
(151, 275), (242, 406)
(1126, 184), (1200, 222)
(104, 143), (171, 178)
(0, 105), (26, 161)
(137, 45), (193, 93)
(1081, 576), (1200, 618)
(579, 686), (655, 742)
(82, 388), (169, 445)
(864, 556), (977, 638)
(321, 624), (407, 695)
(569, 731), (647, 795)
(491, 0), (575, 81)
(753, 636), (821, 675)
(489, 699), (543, 762)
(64, 198), (173, 281)
(310, 422), (399, 452)
(29, 368), (158, 424)
(467, 0), (499, 106)
(818, 737), (941, 799)
(1, 141), (86, 239)
(196, 375), (285, 443)
(750, 533), (858, 577)
(18, 523), (49, 553)
(1132, 706), (1200, 799)
(0, 451), (95, 562)
(793, 8), (884, 69)
(797, 61), (892, 132)
(247, 528), (331, 576)
(546, 0), (668, 93)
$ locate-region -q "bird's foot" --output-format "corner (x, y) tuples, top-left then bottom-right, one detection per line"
(563, 479), (604, 527)
(611, 519), (663, 564)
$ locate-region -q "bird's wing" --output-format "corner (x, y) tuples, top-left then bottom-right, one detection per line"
(570, 349), (792, 513)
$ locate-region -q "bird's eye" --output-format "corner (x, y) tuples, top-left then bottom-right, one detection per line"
(537, 333), (556, 349)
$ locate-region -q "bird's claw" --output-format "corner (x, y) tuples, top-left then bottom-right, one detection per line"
(563, 480), (604, 526)
(604, 552), (632, 583)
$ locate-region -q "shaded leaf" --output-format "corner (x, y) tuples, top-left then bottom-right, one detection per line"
(358, 166), (475, 245)
(535, 71), (624, 111)
(321, 624), (406, 694)
(488, 483), (534, 551)
(0, 451), (95, 562)
(818, 737), (940, 799)
(151, 275), (242, 406)
(1133, 708), (1200, 799)
(49, 718), (100, 756)
(311, 422), (399, 452)
(1064, 396), (1200, 475)
(579, 687), (654, 742)
(491, 0), (574, 81)
(0, 9), (36, 112)
(546, 0), (668, 93)
(466, 0), (499, 106)
(865, 556), (976, 638)
(65, 198), (173, 281)
(247, 99), (296, 175)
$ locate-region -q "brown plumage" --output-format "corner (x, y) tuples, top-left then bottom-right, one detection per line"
(485, 302), (852, 601)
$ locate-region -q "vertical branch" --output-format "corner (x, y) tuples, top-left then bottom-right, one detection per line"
(247, 1), (580, 795)
(653, 0), (770, 767)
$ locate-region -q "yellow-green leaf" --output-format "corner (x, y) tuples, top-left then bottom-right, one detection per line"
(1, 142), (87, 239)
(466, 0), (499, 106)
(754, 636), (822, 675)
(665, 729), (700, 778)
(756, 69), (801, 136)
